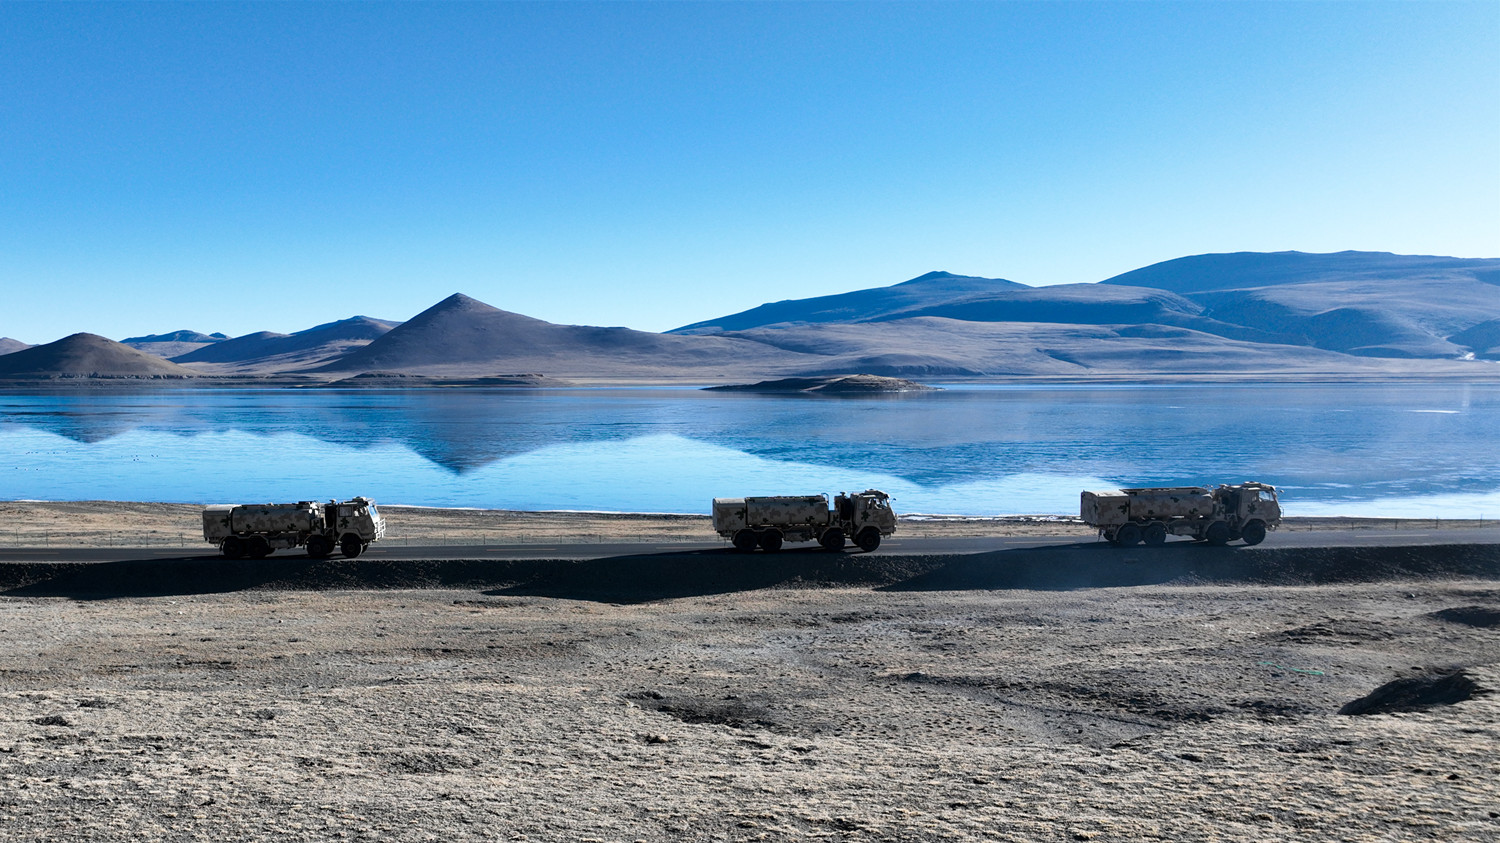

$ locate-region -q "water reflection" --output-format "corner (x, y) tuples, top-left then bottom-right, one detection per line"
(1, 383), (1496, 515)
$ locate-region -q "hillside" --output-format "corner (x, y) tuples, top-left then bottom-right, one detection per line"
(0, 338), (31, 355)
(674, 251), (1500, 364)
(716, 318), (1487, 379)
(7, 251), (1496, 384)
(672, 271), (1026, 334)
(313, 293), (824, 378)
(1099, 251), (1500, 359)
(0, 333), (199, 379)
(173, 316), (400, 374)
(1098, 250), (1500, 293)
(122, 330), (228, 359)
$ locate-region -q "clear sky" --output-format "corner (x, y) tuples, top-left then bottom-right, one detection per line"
(1, 1), (1496, 344)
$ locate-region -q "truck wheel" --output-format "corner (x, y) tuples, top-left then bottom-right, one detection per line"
(1115, 522), (1142, 547)
(249, 538), (272, 559)
(855, 527), (881, 552)
(1240, 520), (1267, 546)
(306, 536), (333, 558)
(732, 530), (758, 552)
(341, 535), (364, 558)
(819, 528), (846, 552)
(1143, 522), (1167, 547)
(222, 536), (246, 560)
(758, 530), (783, 552)
(1204, 521), (1230, 546)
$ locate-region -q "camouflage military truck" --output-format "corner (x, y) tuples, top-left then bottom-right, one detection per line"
(203, 497), (386, 559)
(1081, 482), (1281, 547)
(712, 490), (896, 552)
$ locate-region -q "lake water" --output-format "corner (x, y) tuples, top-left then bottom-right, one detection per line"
(1, 383), (1497, 517)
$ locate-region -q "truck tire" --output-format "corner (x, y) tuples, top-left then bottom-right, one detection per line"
(341, 535), (364, 558)
(1114, 522), (1142, 547)
(1240, 519), (1267, 546)
(222, 536), (246, 560)
(1204, 521), (1230, 546)
(819, 528), (845, 552)
(855, 527), (881, 552)
(249, 538), (272, 559)
(1143, 522), (1167, 547)
(306, 536), (333, 558)
(732, 530), (758, 552)
(757, 529), (783, 552)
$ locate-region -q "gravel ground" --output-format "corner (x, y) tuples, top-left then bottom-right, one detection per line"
(1, 572), (1497, 841)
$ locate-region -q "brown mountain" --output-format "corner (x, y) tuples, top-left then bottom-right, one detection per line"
(0, 333), (199, 379)
(0, 338), (31, 355)
(313, 293), (822, 378)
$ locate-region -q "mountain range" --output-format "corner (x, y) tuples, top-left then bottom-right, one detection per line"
(2, 250), (1497, 382)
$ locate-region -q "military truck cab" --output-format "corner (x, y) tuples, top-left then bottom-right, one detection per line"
(320, 497), (386, 558)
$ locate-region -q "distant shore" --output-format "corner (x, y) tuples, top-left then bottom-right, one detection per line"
(2, 370), (1499, 389)
(0, 500), (1490, 549)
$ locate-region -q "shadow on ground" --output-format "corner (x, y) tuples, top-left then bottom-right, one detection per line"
(882, 542), (1500, 592)
(2, 542), (1497, 602)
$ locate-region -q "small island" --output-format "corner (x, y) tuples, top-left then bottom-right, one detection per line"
(313, 372), (559, 388)
(704, 374), (938, 394)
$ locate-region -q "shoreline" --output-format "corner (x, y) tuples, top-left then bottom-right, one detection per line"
(2, 371), (1499, 389)
(0, 500), (1491, 549)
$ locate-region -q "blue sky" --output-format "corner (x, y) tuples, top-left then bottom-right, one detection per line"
(1, 1), (1496, 344)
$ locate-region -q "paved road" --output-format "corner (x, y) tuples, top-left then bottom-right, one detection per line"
(2, 526), (1497, 564)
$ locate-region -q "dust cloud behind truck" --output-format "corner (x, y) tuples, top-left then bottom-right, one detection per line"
(1081, 482), (1281, 547)
(203, 497), (386, 559)
(713, 490), (897, 552)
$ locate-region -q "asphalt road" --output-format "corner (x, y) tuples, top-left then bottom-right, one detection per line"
(3, 526), (1498, 564)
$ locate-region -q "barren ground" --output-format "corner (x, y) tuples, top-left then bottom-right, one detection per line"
(0, 502), (1496, 841)
(1, 580), (1497, 841)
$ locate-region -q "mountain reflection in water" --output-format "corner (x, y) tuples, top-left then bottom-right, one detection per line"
(1, 384), (1496, 516)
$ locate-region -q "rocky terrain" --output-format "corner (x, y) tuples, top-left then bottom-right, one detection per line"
(0, 575), (1494, 841)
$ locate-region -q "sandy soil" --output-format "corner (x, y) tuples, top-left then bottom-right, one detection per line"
(0, 500), (1492, 549)
(0, 576), (1496, 841)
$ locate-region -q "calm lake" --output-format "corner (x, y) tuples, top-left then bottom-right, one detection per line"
(1, 383), (1497, 517)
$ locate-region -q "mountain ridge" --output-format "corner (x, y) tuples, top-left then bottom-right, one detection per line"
(0, 334), (199, 378)
(173, 315), (400, 372)
(671, 271), (1027, 334)
(4, 251), (1496, 382)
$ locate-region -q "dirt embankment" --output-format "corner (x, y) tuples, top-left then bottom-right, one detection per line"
(2, 540), (1497, 603)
